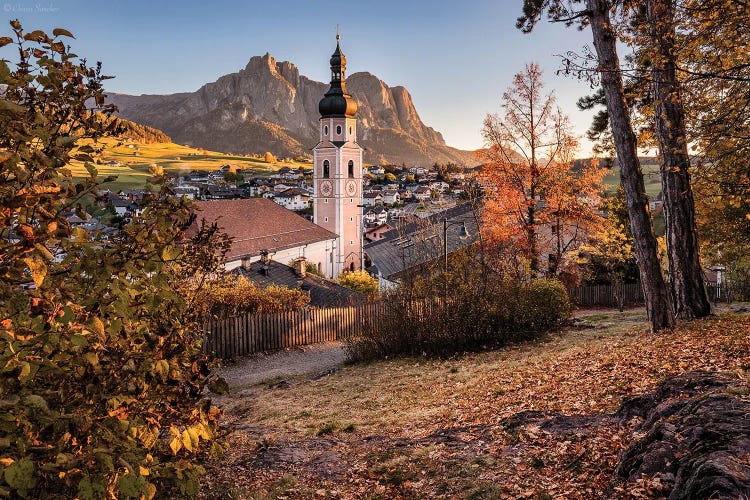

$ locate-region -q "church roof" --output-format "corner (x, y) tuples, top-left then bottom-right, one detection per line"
(189, 198), (336, 263)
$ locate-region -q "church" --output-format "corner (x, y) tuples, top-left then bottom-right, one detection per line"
(313, 34), (364, 276)
(191, 36), (363, 280)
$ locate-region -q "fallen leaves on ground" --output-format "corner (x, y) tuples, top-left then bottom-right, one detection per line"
(201, 308), (750, 499)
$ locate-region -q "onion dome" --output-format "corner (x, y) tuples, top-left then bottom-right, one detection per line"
(318, 35), (358, 117)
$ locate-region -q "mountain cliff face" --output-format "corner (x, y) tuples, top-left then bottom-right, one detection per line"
(108, 54), (475, 166)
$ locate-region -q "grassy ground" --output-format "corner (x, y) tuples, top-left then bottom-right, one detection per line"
(67, 138), (310, 190)
(201, 305), (750, 499)
(602, 162), (661, 197)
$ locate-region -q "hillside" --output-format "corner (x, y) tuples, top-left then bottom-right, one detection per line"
(68, 137), (307, 190)
(107, 54), (477, 167)
(581, 156), (662, 197)
(203, 307), (750, 498)
(97, 114), (172, 144)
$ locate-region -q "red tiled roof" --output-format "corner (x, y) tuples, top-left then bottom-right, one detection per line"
(190, 199), (336, 262)
(276, 188), (308, 198)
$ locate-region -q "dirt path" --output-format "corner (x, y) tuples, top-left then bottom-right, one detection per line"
(217, 341), (347, 391)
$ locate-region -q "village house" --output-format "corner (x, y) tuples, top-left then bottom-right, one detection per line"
(173, 184), (201, 200)
(364, 223), (393, 242)
(203, 186), (241, 200)
(429, 180), (450, 193)
(414, 186), (432, 201)
(273, 188), (311, 211)
(362, 192), (383, 207)
(382, 189), (400, 205)
(364, 205), (388, 225)
(188, 198), (339, 277)
(187, 171), (210, 183)
(117, 190), (144, 202)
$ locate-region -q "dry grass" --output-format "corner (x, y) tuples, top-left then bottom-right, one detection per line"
(204, 307), (750, 499)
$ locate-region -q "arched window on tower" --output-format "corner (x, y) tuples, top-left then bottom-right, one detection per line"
(348, 160), (354, 178)
(323, 160), (330, 178)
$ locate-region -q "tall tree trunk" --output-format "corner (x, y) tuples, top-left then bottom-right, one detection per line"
(586, 0), (675, 332)
(528, 204), (539, 273)
(645, 0), (712, 320)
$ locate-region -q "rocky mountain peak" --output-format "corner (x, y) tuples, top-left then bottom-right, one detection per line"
(108, 54), (475, 166)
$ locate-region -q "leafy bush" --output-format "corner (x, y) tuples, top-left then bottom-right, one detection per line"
(345, 269), (571, 362)
(0, 22), (228, 498)
(193, 275), (310, 317)
(514, 279), (572, 332)
(338, 270), (379, 299)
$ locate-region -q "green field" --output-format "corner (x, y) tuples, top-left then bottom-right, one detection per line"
(601, 162), (662, 197)
(67, 138), (311, 190)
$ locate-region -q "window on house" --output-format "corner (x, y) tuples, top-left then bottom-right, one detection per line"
(348, 160), (354, 178)
(324, 125), (328, 136)
(336, 125), (342, 135)
(323, 160), (330, 178)
(350, 262), (355, 271)
(324, 217), (328, 222)
(349, 126), (353, 136)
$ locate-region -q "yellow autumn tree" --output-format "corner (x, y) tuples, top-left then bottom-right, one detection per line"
(576, 217), (635, 311)
(338, 270), (379, 299)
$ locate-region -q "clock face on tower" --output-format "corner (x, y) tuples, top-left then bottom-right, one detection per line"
(319, 180), (333, 197)
(345, 180), (357, 197)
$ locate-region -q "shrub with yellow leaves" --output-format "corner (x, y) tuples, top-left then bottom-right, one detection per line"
(0, 22), (230, 498)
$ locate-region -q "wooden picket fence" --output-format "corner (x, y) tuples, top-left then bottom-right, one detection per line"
(568, 281), (742, 307)
(203, 302), (389, 359)
(204, 281), (742, 359)
(567, 282), (644, 307)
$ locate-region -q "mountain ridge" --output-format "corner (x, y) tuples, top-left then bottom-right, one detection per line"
(107, 54), (476, 167)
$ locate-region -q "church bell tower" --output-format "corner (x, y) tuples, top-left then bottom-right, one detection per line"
(313, 34), (363, 278)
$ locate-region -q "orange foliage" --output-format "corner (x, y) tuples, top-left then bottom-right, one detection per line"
(477, 63), (605, 275)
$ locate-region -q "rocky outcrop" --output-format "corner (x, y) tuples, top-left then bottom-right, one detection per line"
(108, 54), (475, 166)
(615, 372), (750, 499)
(502, 371), (750, 499)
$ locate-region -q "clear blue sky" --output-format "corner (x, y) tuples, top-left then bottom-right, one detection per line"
(1, 0), (602, 154)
